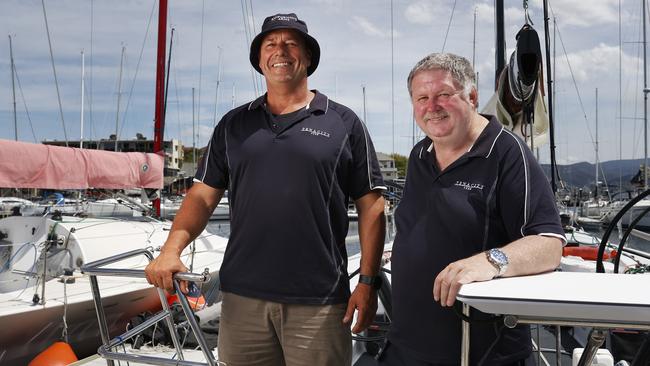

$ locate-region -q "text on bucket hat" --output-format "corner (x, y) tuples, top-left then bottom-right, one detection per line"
(249, 13), (321, 76)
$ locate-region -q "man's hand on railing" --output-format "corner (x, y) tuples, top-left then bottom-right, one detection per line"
(145, 250), (189, 294)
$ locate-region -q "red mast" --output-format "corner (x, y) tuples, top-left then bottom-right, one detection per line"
(153, 0), (168, 216)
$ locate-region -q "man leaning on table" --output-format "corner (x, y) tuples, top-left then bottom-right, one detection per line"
(379, 53), (566, 366)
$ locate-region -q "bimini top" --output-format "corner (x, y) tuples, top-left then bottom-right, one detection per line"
(0, 139), (164, 189)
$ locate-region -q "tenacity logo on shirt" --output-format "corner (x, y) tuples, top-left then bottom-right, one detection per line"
(454, 181), (484, 191)
(301, 127), (330, 138)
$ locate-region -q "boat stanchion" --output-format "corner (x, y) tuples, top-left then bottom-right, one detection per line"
(82, 248), (218, 366)
(577, 328), (607, 366)
(460, 303), (470, 366)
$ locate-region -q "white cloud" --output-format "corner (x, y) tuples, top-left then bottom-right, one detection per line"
(531, 0), (618, 27)
(404, 1), (435, 25)
(403, 0), (453, 26)
(350, 16), (387, 38)
(555, 43), (628, 83)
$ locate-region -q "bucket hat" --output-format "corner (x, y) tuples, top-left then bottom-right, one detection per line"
(249, 13), (320, 76)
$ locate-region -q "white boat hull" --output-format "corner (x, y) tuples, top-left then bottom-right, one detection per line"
(0, 215), (228, 364)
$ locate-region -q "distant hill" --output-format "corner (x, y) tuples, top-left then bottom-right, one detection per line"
(540, 159), (644, 189)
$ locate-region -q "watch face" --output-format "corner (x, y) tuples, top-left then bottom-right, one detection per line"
(490, 249), (508, 265)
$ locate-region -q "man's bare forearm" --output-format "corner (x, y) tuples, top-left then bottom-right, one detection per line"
(162, 183), (225, 255)
(500, 235), (563, 277)
(355, 192), (386, 276)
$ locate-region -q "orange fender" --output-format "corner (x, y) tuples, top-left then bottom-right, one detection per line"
(28, 341), (78, 366)
(563, 246), (618, 261)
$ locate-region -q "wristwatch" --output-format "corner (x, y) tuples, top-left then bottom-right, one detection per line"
(359, 274), (383, 290)
(485, 248), (509, 278)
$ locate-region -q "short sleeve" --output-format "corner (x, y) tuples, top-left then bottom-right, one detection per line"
(194, 119), (229, 189)
(498, 136), (565, 243)
(349, 117), (386, 200)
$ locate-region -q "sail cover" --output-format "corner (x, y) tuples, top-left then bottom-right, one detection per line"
(0, 139), (164, 189)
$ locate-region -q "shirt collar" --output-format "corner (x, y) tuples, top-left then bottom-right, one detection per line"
(465, 114), (504, 158)
(419, 114), (503, 160)
(247, 90), (329, 114)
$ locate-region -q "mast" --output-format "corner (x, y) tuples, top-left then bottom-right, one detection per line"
(495, 0), (505, 86)
(390, 0), (395, 154)
(115, 45), (125, 152)
(192, 87), (196, 172)
(543, 0), (558, 192)
(153, 0), (168, 216)
(619, 0), (623, 192)
(641, 0), (650, 190)
(472, 7), (477, 70)
(213, 46), (222, 127)
(594, 88), (600, 199)
(362, 85), (367, 123)
(80, 50), (85, 149)
(9, 35), (17, 141)
(231, 83), (236, 109)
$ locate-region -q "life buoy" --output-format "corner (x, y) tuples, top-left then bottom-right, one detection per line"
(563, 246), (618, 261)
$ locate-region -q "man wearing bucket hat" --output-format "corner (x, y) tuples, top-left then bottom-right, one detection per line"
(145, 12), (387, 366)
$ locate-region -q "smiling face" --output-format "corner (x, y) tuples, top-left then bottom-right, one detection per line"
(258, 29), (311, 86)
(410, 69), (477, 145)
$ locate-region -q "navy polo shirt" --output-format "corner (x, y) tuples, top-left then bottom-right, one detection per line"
(195, 90), (385, 304)
(388, 115), (565, 364)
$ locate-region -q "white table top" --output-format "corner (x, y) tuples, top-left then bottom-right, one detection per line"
(456, 271), (650, 325)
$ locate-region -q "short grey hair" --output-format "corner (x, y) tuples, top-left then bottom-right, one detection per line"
(407, 53), (476, 96)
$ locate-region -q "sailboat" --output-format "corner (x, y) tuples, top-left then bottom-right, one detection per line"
(0, 123), (228, 365)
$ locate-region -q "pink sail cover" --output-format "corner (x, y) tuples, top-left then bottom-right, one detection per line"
(0, 139), (164, 189)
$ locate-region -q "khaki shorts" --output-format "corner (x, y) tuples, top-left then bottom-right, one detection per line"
(217, 292), (352, 366)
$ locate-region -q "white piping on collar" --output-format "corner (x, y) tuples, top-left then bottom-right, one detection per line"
(485, 127), (504, 158)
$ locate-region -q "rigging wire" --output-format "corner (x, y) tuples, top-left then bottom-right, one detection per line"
(118, 0), (157, 139)
(12, 61), (38, 143)
(41, 0), (69, 146)
(163, 27), (176, 142)
(247, 0), (263, 93)
(241, 0), (260, 98)
(549, 6), (597, 153)
(552, 6), (612, 194)
(441, 0), (458, 52)
(172, 30), (184, 142)
(631, 1), (644, 160)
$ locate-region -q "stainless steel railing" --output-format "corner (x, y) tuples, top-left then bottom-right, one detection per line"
(81, 248), (220, 366)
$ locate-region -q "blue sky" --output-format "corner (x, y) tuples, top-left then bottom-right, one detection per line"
(0, 0), (645, 165)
